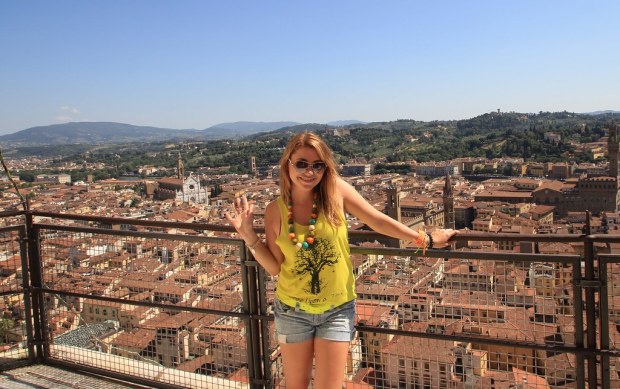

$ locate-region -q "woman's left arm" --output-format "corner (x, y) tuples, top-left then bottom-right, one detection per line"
(338, 178), (456, 248)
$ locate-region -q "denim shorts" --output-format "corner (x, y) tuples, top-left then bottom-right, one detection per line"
(273, 299), (356, 344)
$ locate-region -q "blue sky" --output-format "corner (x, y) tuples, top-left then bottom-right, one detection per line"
(1, 1), (618, 135)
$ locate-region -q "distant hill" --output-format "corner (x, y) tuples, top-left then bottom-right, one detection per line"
(3, 110), (617, 163)
(0, 112), (614, 148)
(204, 120), (363, 134)
(326, 120), (366, 127)
(583, 110), (620, 117)
(256, 123), (335, 138)
(0, 122), (203, 147)
(0, 121), (302, 147)
(203, 121), (301, 137)
(0, 120), (367, 147)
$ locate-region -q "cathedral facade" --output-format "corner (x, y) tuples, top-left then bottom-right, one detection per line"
(155, 174), (209, 204)
(151, 153), (210, 205)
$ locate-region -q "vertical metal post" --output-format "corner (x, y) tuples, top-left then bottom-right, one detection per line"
(572, 253), (585, 388)
(241, 244), (265, 388)
(18, 225), (35, 362)
(257, 264), (273, 388)
(599, 257), (610, 389)
(583, 212), (598, 388)
(25, 214), (48, 361)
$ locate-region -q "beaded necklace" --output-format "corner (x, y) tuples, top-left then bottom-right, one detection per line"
(287, 193), (318, 250)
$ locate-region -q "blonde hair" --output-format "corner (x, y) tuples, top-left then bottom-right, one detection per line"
(279, 132), (342, 226)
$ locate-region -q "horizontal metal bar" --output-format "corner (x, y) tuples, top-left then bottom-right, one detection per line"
(38, 287), (250, 319)
(0, 289), (24, 297)
(14, 210), (620, 246)
(350, 245), (579, 263)
(577, 280), (605, 288)
(598, 254), (620, 263)
(0, 210), (24, 218)
(32, 210), (243, 234)
(35, 223), (242, 246)
(349, 229), (592, 242)
(355, 324), (599, 356)
(0, 225), (24, 234)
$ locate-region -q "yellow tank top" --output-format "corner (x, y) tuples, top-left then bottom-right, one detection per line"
(275, 196), (356, 314)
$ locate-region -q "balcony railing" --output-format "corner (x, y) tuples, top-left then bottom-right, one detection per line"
(0, 210), (617, 388)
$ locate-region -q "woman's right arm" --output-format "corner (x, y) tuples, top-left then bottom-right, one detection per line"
(225, 196), (284, 276)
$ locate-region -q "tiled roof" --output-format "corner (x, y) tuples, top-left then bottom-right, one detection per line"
(54, 321), (118, 349)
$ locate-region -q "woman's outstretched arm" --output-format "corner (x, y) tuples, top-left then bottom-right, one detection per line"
(338, 178), (457, 247)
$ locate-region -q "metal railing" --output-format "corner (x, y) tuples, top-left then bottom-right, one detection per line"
(0, 210), (617, 388)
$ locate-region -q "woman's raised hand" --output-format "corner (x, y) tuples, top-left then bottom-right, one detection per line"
(224, 196), (255, 238)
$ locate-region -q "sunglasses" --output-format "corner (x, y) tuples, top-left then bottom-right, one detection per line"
(289, 159), (326, 173)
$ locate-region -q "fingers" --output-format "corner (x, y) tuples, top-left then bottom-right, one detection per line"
(235, 196), (250, 212)
(224, 212), (236, 223)
(223, 197), (242, 224)
(443, 229), (457, 242)
(232, 196), (244, 215)
(430, 228), (457, 248)
(226, 195), (254, 222)
(240, 196), (255, 216)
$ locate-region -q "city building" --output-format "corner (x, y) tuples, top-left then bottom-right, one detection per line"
(152, 153), (210, 204)
(35, 173), (72, 184)
(342, 163), (372, 177)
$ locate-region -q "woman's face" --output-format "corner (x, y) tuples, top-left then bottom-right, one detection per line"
(288, 146), (325, 192)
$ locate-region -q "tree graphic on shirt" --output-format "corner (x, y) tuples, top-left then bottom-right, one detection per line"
(293, 237), (340, 295)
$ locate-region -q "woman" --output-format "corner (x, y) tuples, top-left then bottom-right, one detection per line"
(226, 132), (456, 389)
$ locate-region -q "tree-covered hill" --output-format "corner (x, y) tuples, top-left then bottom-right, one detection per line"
(6, 111), (619, 182)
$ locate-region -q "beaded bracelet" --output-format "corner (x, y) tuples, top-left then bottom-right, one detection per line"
(247, 236), (261, 251)
(427, 232), (434, 249)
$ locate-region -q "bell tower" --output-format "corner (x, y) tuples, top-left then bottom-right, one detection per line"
(385, 186), (403, 248)
(609, 123), (619, 179)
(443, 174), (455, 229)
(177, 152), (185, 179)
(386, 186), (401, 223)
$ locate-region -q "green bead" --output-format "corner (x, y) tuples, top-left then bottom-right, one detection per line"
(309, 219), (316, 225)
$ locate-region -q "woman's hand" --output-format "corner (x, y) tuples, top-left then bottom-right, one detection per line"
(224, 196), (256, 240)
(430, 228), (458, 248)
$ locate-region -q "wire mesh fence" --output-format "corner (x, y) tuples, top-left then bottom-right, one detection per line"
(0, 225), (30, 365)
(38, 224), (250, 388)
(263, 246), (582, 388)
(600, 256), (620, 389)
(0, 212), (616, 388)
